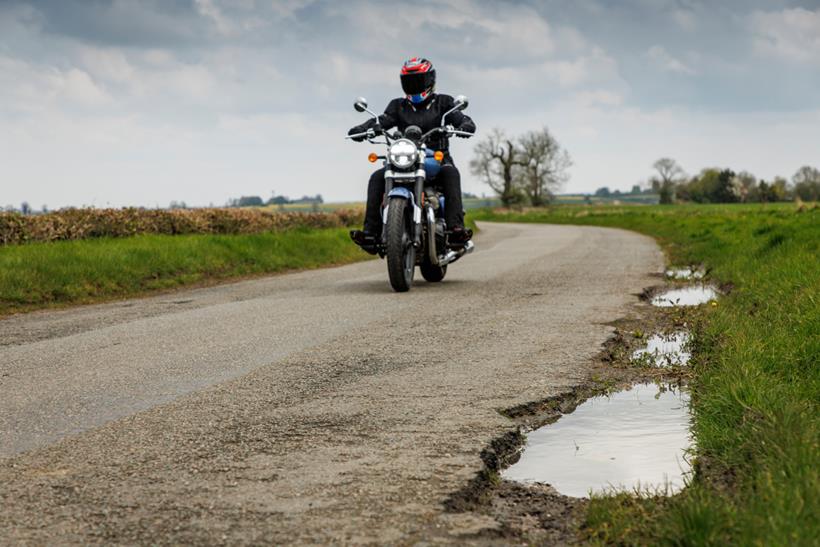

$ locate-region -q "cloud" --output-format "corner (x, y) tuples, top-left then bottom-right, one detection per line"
(573, 89), (624, 108)
(0, 55), (112, 114)
(1, 0), (818, 208)
(672, 9), (697, 31)
(749, 7), (820, 65)
(646, 45), (696, 75)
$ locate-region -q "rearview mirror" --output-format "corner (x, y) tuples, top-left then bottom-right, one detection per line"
(454, 95), (469, 110)
(354, 97), (368, 113)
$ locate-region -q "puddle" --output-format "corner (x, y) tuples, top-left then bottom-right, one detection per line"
(633, 332), (691, 367)
(665, 267), (705, 280)
(503, 384), (692, 498)
(651, 285), (718, 307)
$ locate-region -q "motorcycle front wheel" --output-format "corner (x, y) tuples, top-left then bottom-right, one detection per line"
(385, 198), (416, 292)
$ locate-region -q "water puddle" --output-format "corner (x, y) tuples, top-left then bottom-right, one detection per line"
(651, 285), (718, 307)
(632, 332), (691, 367)
(665, 267), (705, 280)
(503, 383), (692, 498)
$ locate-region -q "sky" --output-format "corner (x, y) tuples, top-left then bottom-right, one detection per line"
(1, 0), (819, 209)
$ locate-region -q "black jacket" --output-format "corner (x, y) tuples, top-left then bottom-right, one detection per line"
(349, 94), (476, 153)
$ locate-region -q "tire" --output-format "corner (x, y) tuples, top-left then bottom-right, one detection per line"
(385, 198), (415, 292)
(420, 260), (447, 282)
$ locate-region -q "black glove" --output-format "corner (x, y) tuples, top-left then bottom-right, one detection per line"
(348, 125), (368, 142)
(456, 125), (474, 138)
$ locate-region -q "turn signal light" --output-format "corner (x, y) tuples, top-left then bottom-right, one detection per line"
(368, 153), (378, 163)
(434, 151), (444, 162)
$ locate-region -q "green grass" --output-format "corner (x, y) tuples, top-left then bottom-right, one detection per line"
(473, 203), (819, 545)
(0, 227), (371, 315)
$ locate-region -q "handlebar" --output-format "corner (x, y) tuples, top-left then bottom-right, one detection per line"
(345, 127), (381, 140)
(450, 129), (475, 138)
(420, 126), (474, 142)
(346, 126), (473, 143)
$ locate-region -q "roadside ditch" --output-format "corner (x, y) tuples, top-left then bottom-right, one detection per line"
(444, 266), (720, 544)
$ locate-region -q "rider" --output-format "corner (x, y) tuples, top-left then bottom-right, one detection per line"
(348, 57), (476, 248)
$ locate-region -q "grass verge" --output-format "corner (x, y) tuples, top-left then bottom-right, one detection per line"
(472, 203), (819, 545)
(0, 227), (372, 316)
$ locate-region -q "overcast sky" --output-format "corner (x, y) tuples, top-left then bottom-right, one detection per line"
(1, 0), (819, 209)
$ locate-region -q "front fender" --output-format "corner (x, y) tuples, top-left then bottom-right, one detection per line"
(387, 187), (414, 200)
(383, 187), (422, 226)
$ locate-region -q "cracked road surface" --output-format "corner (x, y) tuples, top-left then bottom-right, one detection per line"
(0, 222), (662, 544)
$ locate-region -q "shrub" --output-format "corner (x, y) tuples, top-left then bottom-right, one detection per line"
(0, 207), (364, 246)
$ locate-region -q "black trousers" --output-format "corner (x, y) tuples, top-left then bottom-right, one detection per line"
(364, 164), (465, 234)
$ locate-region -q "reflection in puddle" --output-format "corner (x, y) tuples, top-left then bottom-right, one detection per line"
(652, 285), (718, 307)
(633, 332), (691, 367)
(665, 267), (705, 280)
(503, 384), (692, 498)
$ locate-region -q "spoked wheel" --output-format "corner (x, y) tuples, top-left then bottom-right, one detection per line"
(385, 198), (416, 292)
(420, 260), (447, 282)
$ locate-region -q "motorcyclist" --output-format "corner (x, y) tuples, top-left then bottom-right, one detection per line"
(348, 57), (476, 249)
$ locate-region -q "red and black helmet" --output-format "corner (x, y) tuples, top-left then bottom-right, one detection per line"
(400, 57), (436, 104)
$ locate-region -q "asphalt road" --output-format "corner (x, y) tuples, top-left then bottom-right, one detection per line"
(0, 222), (662, 545)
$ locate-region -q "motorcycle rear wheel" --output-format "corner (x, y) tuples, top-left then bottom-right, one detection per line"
(420, 260), (447, 282)
(385, 198), (415, 292)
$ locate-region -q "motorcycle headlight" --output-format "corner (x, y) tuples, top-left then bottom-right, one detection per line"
(388, 139), (418, 169)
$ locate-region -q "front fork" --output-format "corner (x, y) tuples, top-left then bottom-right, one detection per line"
(381, 175), (425, 248)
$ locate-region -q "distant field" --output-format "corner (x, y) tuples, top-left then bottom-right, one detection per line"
(260, 197), (504, 212)
(260, 202), (365, 213)
(554, 193), (659, 205)
(473, 203), (819, 544)
(258, 193), (658, 212)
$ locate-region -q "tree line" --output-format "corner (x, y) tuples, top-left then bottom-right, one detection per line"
(650, 159), (819, 204)
(228, 193), (324, 207)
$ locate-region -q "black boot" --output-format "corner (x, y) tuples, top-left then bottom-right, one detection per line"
(448, 226), (473, 248)
(350, 230), (380, 255)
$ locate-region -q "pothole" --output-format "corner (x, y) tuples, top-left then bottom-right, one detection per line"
(632, 332), (690, 367)
(502, 383), (692, 498)
(651, 285), (718, 307)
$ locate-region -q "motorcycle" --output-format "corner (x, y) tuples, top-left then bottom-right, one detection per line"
(346, 95), (475, 292)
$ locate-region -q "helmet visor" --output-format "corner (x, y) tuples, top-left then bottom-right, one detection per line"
(401, 71), (433, 95)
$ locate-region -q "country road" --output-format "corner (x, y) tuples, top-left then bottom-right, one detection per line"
(0, 222), (662, 545)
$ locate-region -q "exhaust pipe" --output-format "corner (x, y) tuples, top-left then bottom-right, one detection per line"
(438, 240), (475, 266)
(426, 206), (476, 266)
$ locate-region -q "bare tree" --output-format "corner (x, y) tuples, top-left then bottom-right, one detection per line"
(653, 158), (685, 185)
(651, 158), (686, 204)
(515, 127), (572, 206)
(469, 128), (522, 206)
